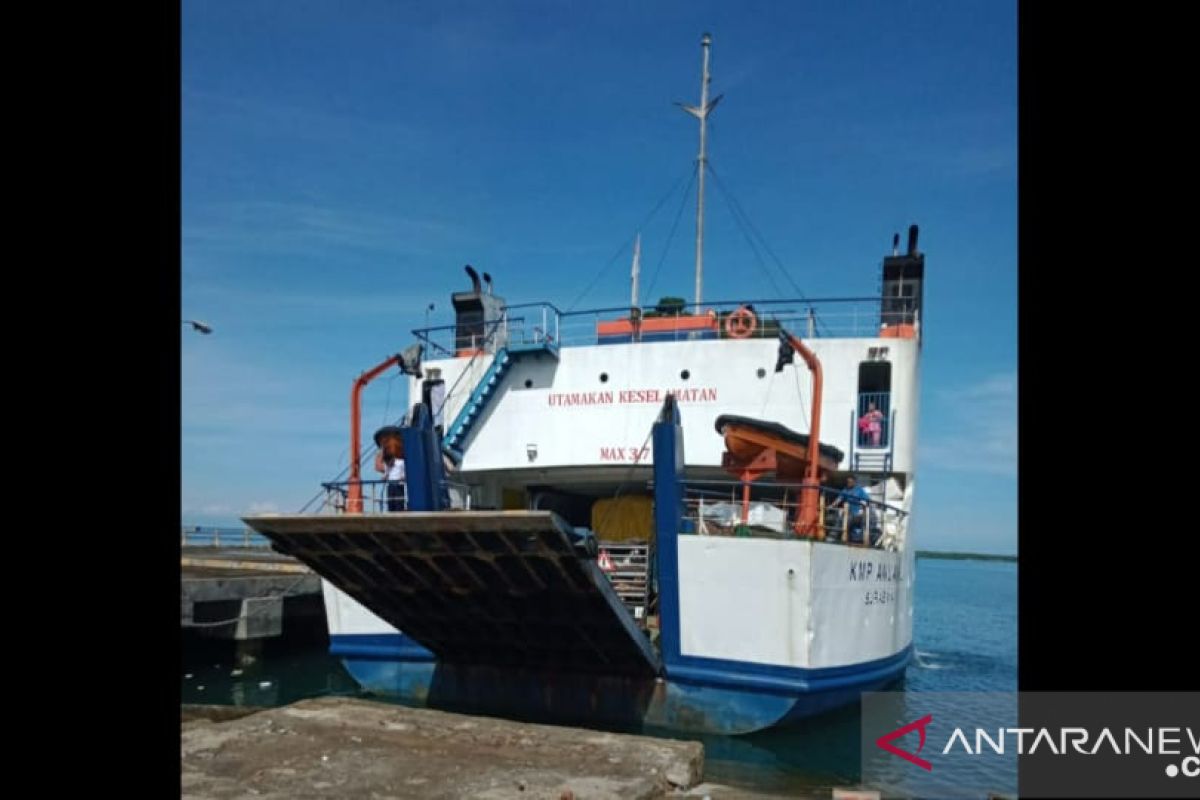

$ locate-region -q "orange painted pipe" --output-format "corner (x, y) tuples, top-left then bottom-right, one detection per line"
(781, 330), (824, 538)
(347, 354), (402, 513)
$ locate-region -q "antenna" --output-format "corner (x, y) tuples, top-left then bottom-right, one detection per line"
(630, 232), (642, 308)
(676, 32), (721, 309)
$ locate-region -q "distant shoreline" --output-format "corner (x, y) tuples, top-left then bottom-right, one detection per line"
(916, 550), (1016, 563)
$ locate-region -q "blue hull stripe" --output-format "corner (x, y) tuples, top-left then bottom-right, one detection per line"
(666, 645), (912, 694)
(329, 633), (909, 693)
(330, 632), (436, 662)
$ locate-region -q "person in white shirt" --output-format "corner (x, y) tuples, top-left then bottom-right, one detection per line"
(373, 438), (406, 512)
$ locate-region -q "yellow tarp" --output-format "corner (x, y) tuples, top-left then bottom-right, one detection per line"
(591, 495), (654, 542)
(501, 488), (526, 510)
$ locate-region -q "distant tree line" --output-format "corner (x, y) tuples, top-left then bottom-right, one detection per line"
(915, 550), (1017, 562)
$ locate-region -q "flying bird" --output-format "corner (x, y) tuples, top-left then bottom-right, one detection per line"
(184, 320), (213, 334)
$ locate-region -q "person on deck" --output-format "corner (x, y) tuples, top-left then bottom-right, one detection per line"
(374, 441), (406, 512)
(830, 475), (870, 542)
(859, 401), (884, 447)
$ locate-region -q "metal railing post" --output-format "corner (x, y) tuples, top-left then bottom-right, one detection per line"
(213, 528), (220, 548)
(819, 491), (826, 540)
(889, 409), (897, 466)
(848, 409), (856, 463)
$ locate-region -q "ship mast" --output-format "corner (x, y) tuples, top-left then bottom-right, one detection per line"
(678, 32), (721, 308)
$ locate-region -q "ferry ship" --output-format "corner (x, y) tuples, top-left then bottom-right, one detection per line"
(245, 34), (921, 735)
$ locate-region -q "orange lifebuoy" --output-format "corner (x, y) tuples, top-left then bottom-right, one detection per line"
(724, 306), (757, 339)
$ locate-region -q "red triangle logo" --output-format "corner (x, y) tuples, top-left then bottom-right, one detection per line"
(875, 713), (934, 771)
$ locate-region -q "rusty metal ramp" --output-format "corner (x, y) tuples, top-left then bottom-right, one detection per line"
(244, 511), (660, 677)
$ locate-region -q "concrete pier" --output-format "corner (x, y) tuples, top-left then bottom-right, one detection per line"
(183, 698), (714, 799)
(181, 548), (321, 648)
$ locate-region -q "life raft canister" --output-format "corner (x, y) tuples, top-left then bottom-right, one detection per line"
(724, 305), (757, 339)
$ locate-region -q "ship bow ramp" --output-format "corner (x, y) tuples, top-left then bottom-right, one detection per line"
(244, 511), (661, 678)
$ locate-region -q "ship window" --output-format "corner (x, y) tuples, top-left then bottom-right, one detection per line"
(901, 284), (914, 297)
(680, 369), (690, 380)
(756, 368), (766, 378)
(524, 379), (533, 389)
(857, 362), (892, 449)
(600, 372), (609, 383)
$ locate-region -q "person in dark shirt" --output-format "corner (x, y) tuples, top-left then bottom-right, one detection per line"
(831, 474), (870, 542)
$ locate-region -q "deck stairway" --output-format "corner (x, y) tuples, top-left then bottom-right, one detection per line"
(442, 341), (559, 462)
(852, 451), (892, 473)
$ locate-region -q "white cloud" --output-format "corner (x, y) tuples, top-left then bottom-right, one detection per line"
(919, 371), (1016, 476)
(182, 280), (436, 320)
(183, 199), (460, 258)
(183, 89), (426, 150)
(186, 503), (232, 516)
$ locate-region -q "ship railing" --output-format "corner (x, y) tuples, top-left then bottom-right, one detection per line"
(411, 319), (516, 358)
(557, 297), (900, 345)
(319, 478), (473, 513)
(678, 479), (907, 550)
(411, 304), (528, 358)
(411, 297), (916, 357)
(501, 302), (562, 348)
(411, 322), (463, 357)
(180, 526), (271, 548)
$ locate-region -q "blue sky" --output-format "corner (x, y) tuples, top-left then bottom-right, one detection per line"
(182, 0), (1016, 554)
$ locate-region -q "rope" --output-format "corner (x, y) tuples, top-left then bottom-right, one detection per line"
(381, 370), (399, 428)
(297, 318), (502, 513)
(792, 360), (808, 434)
(565, 168), (694, 312)
(642, 163), (699, 301)
(707, 164), (786, 299)
(182, 572), (316, 628)
(707, 161), (832, 338)
(758, 363), (778, 416)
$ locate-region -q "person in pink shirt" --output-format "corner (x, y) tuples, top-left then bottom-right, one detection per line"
(859, 401), (884, 447)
